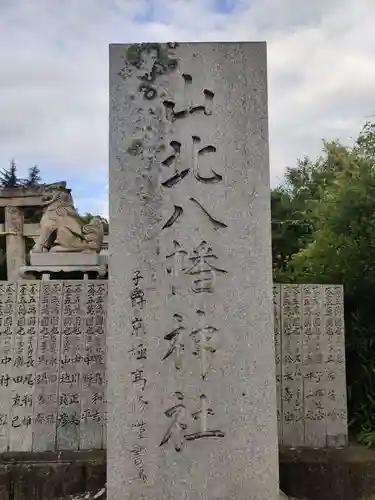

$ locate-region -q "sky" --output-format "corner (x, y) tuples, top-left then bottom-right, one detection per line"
(1, 0), (375, 218)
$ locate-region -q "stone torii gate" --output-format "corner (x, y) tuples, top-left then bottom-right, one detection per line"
(0, 187), (109, 280)
(0, 187), (46, 281)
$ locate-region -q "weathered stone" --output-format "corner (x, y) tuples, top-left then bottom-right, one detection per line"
(4, 206), (25, 281)
(32, 181), (103, 254)
(9, 282), (40, 452)
(0, 283), (17, 452)
(79, 282), (107, 450)
(108, 42), (278, 500)
(33, 282), (63, 451)
(274, 284), (347, 448)
(56, 282), (85, 450)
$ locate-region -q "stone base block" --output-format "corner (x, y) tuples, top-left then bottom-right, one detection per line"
(20, 264), (107, 280)
(30, 252), (100, 267)
(280, 445), (375, 500)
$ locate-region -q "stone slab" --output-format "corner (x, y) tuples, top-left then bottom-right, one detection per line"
(0, 283), (17, 452)
(30, 252), (100, 267)
(79, 282), (107, 450)
(108, 41), (278, 500)
(0, 280), (347, 453)
(275, 284), (348, 448)
(56, 282), (85, 450)
(9, 282), (40, 452)
(33, 282), (63, 451)
(19, 266), (107, 280)
(5, 207), (25, 281)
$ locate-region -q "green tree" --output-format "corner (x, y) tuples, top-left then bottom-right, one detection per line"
(0, 159), (20, 188)
(80, 212), (109, 234)
(23, 165), (41, 187)
(271, 143), (350, 280)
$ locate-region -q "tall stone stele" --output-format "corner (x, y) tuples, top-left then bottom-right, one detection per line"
(108, 42), (278, 500)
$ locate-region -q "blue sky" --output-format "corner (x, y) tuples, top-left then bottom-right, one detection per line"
(1, 0), (375, 218)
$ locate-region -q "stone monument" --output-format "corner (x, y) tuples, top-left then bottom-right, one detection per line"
(108, 42), (278, 500)
(20, 182), (106, 279)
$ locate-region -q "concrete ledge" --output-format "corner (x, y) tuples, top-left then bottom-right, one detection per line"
(2, 446), (375, 499)
(280, 445), (375, 500)
(19, 265), (107, 280)
(0, 451), (105, 500)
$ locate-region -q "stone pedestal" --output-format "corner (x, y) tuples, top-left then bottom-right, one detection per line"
(20, 252), (107, 280)
(108, 42), (278, 500)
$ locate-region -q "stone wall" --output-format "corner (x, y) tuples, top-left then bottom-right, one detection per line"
(274, 284), (347, 448)
(0, 281), (346, 451)
(0, 281), (106, 452)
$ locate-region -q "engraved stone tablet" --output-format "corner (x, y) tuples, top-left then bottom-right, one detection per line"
(280, 284), (303, 446)
(56, 282), (84, 450)
(108, 42), (278, 500)
(10, 282), (40, 451)
(277, 284), (348, 448)
(0, 283), (17, 451)
(80, 281), (107, 449)
(33, 282), (63, 451)
(273, 285), (282, 439)
(323, 285), (347, 447)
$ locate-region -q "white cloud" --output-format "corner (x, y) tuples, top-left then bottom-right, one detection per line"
(0, 0), (375, 210)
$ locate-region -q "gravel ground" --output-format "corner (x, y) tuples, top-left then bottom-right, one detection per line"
(55, 487), (106, 500)
(56, 486), (307, 500)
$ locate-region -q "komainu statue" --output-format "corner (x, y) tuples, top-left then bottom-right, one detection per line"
(32, 182), (104, 253)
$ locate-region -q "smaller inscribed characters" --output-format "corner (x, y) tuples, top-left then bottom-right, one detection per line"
(130, 271), (146, 310)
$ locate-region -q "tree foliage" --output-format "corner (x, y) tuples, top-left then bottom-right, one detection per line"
(23, 165), (41, 187)
(0, 159), (20, 188)
(272, 119), (375, 443)
(80, 212), (109, 234)
(0, 161), (42, 189)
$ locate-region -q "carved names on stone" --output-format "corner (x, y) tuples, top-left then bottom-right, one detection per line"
(302, 284), (325, 447)
(57, 282), (84, 449)
(280, 284), (303, 447)
(323, 285), (347, 446)
(273, 285), (282, 439)
(0, 283), (16, 451)
(80, 282), (107, 450)
(10, 282), (39, 451)
(33, 282), (62, 451)
(0, 280), (347, 452)
(276, 284), (348, 448)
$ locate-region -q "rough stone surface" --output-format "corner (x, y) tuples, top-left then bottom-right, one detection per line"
(4, 207), (25, 281)
(108, 41), (278, 500)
